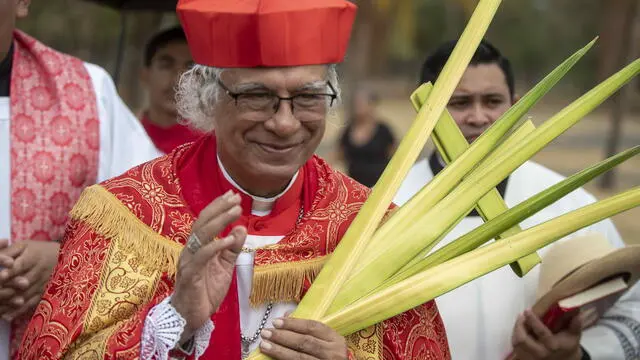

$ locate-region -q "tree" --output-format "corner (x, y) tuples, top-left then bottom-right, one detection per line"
(598, 0), (640, 189)
(342, 0), (415, 113)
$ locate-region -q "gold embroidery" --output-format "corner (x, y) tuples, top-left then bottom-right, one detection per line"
(250, 171), (368, 306)
(346, 324), (383, 360)
(70, 185), (183, 277)
(70, 231), (162, 358)
(64, 185), (178, 358)
(85, 248), (161, 333)
(250, 256), (327, 306)
(65, 326), (117, 360)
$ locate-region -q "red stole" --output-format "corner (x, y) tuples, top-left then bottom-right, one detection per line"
(9, 30), (100, 242)
(141, 112), (202, 154)
(8, 31), (100, 355)
(176, 134), (314, 360)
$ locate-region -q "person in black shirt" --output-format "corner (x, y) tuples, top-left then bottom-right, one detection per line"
(336, 88), (396, 188)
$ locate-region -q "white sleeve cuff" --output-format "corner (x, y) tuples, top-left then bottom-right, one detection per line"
(193, 318), (215, 358)
(140, 295), (214, 360)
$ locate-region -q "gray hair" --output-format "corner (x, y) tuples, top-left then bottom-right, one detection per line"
(176, 64), (341, 132)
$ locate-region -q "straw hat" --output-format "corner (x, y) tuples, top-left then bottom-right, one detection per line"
(532, 232), (640, 321)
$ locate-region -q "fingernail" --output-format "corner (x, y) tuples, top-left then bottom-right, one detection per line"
(260, 341), (272, 350)
(273, 319), (284, 328)
(231, 193), (241, 202)
(222, 235), (234, 243)
(223, 190), (233, 199)
(260, 330), (272, 339)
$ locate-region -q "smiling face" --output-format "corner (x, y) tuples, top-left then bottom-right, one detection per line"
(447, 63), (514, 143)
(213, 65), (331, 197)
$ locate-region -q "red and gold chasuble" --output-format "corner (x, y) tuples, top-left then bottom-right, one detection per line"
(18, 135), (450, 360)
(7, 30), (100, 355)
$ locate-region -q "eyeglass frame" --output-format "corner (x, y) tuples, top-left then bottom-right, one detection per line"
(216, 78), (338, 118)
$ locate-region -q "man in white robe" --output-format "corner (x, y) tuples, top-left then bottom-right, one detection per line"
(0, 0), (162, 358)
(395, 39), (640, 360)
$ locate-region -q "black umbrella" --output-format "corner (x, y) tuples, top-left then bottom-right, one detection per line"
(83, 0), (177, 11)
(81, 0), (177, 84)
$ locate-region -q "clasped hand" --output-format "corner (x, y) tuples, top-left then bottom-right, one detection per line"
(0, 239), (60, 321)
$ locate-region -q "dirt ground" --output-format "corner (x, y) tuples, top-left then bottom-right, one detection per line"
(317, 97), (640, 245)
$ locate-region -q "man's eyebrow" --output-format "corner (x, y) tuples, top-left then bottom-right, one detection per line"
(449, 94), (471, 100)
(155, 54), (174, 62)
(295, 81), (329, 92)
(233, 83), (271, 93)
(232, 80), (328, 93)
(482, 92), (507, 98)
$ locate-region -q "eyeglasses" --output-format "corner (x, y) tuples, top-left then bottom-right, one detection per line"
(217, 79), (338, 122)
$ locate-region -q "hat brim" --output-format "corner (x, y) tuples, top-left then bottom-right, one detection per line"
(532, 245), (640, 317)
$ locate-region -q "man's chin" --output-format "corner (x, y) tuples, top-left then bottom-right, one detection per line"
(252, 161), (299, 179)
(246, 144), (310, 178)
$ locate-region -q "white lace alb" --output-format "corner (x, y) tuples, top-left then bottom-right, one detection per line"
(141, 295), (214, 360)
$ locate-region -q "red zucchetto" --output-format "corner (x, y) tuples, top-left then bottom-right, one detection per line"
(177, 0), (357, 68)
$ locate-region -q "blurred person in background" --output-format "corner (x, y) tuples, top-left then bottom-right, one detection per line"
(0, 0), (161, 358)
(335, 87), (396, 188)
(140, 26), (202, 154)
(395, 39), (640, 360)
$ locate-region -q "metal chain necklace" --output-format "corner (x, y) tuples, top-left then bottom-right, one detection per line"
(241, 302), (273, 358)
(240, 207), (303, 357)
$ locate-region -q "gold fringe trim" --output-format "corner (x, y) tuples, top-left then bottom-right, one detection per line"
(70, 185), (183, 277)
(250, 256), (327, 307)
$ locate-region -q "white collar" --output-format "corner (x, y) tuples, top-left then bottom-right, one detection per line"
(217, 154), (299, 216)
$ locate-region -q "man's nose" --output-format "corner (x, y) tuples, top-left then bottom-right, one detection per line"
(466, 103), (493, 126)
(264, 101), (301, 137)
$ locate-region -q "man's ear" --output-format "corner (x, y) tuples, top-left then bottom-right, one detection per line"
(512, 93), (520, 105)
(16, 0), (31, 19)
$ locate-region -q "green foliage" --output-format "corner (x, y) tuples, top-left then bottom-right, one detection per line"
(16, 0), (122, 67)
(14, 0), (609, 92)
(411, 0), (602, 90)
